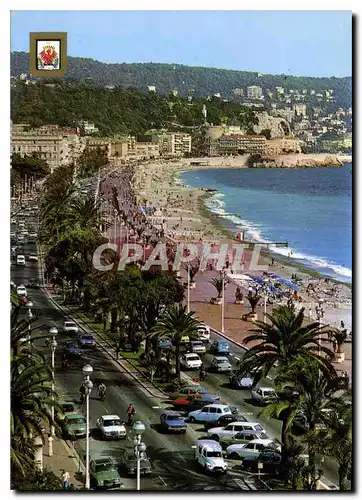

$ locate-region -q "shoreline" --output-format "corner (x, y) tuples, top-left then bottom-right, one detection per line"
(132, 157), (351, 327)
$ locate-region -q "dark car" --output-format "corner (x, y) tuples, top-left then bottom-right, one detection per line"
(204, 413), (248, 431)
(242, 451), (282, 474)
(27, 279), (41, 289)
(120, 450), (152, 476)
(160, 411), (187, 433)
(173, 395), (222, 412)
(77, 333), (96, 348)
(64, 340), (82, 357)
(158, 337), (173, 350)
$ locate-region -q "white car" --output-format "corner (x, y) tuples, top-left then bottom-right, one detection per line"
(16, 285), (27, 297)
(251, 387), (278, 405)
(187, 340), (206, 355)
(207, 421), (266, 442)
(188, 404), (233, 424)
(63, 321), (79, 334)
(96, 415), (127, 440)
(180, 353), (202, 370)
(211, 356), (232, 373)
(196, 440), (228, 474)
(28, 254), (38, 262)
(197, 325), (211, 342)
(226, 439), (281, 460)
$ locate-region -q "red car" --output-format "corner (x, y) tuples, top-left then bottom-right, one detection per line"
(19, 296), (29, 304)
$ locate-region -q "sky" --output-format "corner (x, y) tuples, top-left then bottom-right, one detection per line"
(10, 10), (352, 77)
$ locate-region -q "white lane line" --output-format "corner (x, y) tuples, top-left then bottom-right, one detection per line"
(177, 453), (186, 463)
(158, 476), (167, 487)
(152, 406), (160, 409)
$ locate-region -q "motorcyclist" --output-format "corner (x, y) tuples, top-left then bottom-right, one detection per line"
(127, 403), (135, 424)
(199, 365), (206, 381)
(79, 383), (86, 403)
(62, 354), (69, 370)
(98, 382), (106, 400)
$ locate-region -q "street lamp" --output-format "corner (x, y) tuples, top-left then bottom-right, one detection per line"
(187, 263), (190, 313)
(132, 421), (146, 491)
(262, 278), (269, 324)
(48, 326), (58, 457)
(82, 364), (93, 490)
(26, 301), (34, 340)
(315, 300), (325, 357)
(221, 269), (227, 333)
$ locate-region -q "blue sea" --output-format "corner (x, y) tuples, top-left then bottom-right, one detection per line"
(180, 163), (352, 283)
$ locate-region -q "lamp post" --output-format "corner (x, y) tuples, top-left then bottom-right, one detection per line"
(315, 300), (325, 357)
(82, 364), (93, 490)
(221, 269), (226, 333)
(187, 264), (190, 313)
(132, 421), (146, 491)
(48, 327), (58, 457)
(26, 301), (34, 341)
(262, 278), (270, 324)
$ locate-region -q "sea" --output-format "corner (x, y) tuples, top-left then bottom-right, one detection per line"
(180, 162), (352, 283)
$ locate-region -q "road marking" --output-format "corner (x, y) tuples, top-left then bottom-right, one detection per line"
(158, 476), (167, 486)
(177, 453), (186, 463)
(152, 406), (160, 409)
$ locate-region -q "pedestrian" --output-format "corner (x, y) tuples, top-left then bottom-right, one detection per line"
(61, 470), (70, 489)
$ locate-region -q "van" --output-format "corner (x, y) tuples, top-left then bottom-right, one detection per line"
(16, 255), (26, 266)
(196, 439), (228, 474)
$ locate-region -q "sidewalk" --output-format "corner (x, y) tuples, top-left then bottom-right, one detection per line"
(42, 434), (84, 489)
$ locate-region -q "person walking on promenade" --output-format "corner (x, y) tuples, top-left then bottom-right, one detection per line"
(61, 470), (70, 489)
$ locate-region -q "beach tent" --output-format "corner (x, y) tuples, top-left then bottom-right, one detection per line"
(276, 277), (300, 291)
(141, 206), (155, 212)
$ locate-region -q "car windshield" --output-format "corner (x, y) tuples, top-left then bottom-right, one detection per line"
(95, 462), (113, 472)
(217, 359), (228, 364)
(65, 322), (75, 327)
(267, 442), (279, 449)
(206, 451), (222, 458)
(187, 355), (199, 361)
(68, 416), (86, 424)
(104, 419), (121, 426)
(255, 424), (264, 431)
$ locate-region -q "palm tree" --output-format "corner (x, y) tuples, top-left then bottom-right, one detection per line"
(210, 276), (228, 304)
(151, 304), (201, 380)
(246, 290), (261, 314)
(240, 304), (336, 383)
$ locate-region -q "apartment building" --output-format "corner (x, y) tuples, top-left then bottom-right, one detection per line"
(246, 85), (264, 100)
(264, 138), (301, 156)
(292, 104), (307, 117)
(217, 135), (266, 155)
(158, 132), (192, 157)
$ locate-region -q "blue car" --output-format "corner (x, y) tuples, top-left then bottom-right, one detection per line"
(77, 334), (96, 348)
(64, 340), (83, 357)
(158, 337), (173, 350)
(160, 411), (187, 433)
(210, 340), (230, 355)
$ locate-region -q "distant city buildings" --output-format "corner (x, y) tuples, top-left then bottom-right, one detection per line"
(246, 85), (264, 100)
(159, 132), (192, 157)
(217, 135), (266, 155)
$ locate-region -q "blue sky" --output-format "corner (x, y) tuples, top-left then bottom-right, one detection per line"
(11, 10), (352, 77)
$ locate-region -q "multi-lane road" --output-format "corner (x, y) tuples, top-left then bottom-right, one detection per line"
(11, 199), (340, 491)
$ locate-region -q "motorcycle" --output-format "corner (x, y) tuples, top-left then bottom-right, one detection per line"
(98, 388), (106, 401)
(199, 369), (207, 381)
(127, 412), (135, 426)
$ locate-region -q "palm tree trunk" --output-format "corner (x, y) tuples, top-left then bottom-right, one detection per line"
(281, 419), (291, 485)
(307, 424), (317, 490)
(110, 308), (118, 333)
(175, 342), (181, 380)
(339, 462), (349, 491)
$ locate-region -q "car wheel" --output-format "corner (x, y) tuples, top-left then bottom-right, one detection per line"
(189, 416), (196, 423)
(181, 429), (186, 434)
(229, 452), (240, 460)
(211, 434), (219, 442)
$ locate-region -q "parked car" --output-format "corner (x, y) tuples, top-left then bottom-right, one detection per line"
(207, 421), (266, 442)
(180, 335), (190, 344)
(219, 430), (269, 449)
(160, 411), (187, 433)
(204, 414), (248, 431)
(63, 320), (79, 334)
(90, 458), (123, 489)
(119, 450), (152, 476)
(63, 414), (87, 439)
(251, 387), (278, 405)
(210, 340), (229, 355)
(28, 253), (38, 262)
(196, 440), (228, 474)
(173, 394), (222, 410)
(16, 255), (26, 266)
(64, 340), (83, 357)
(26, 279), (40, 289)
(169, 384), (209, 400)
(187, 340), (206, 355)
(55, 401), (76, 423)
(226, 439), (281, 460)
(211, 356), (232, 373)
(78, 333), (96, 348)
(229, 373), (254, 389)
(180, 353), (203, 370)
(16, 284), (27, 297)
(197, 325), (211, 343)
(96, 415), (127, 439)
(158, 337), (173, 350)
(242, 451), (282, 474)
(188, 404), (233, 424)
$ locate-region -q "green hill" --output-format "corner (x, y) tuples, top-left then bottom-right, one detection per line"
(11, 51), (352, 108)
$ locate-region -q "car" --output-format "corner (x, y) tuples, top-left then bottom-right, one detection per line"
(29, 232), (37, 239)
(242, 451), (282, 474)
(64, 340), (83, 357)
(77, 333), (96, 348)
(173, 394), (222, 410)
(196, 439), (228, 474)
(119, 450), (152, 476)
(26, 279), (41, 289)
(11, 218), (16, 224)
(169, 384), (209, 400)
(63, 413), (87, 439)
(197, 324), (211, 342)
(180, 335), (190, 344)
(16, 255), (26, 266)
(96, 415), (127, 439)
(219, 430), (269, 449)
(180, 353), (203, 370)
(55, 401), (76, 422)
(28, 254), (38, 262)
(90, 458), (123, 489)
(226, 439), (281, 460)
(63, 320), (79, 334)
(229, 373), (254, 389)
(187, 340), (206, 355)
(251, 387), (278, 405)
(211, 356), (232, 373)
(210, 340), (229, 355)
(204, 413), (248, 431)
(10, 232), (16, 239)
(157, 337), (173, 350)
(207, 422), (266, 443)
(16, 284), (27, 297)
(188, 404), (233, 424)
(160, 411), (187, 433)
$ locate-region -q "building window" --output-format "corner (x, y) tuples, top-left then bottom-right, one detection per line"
(18, 147), (21, 152)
